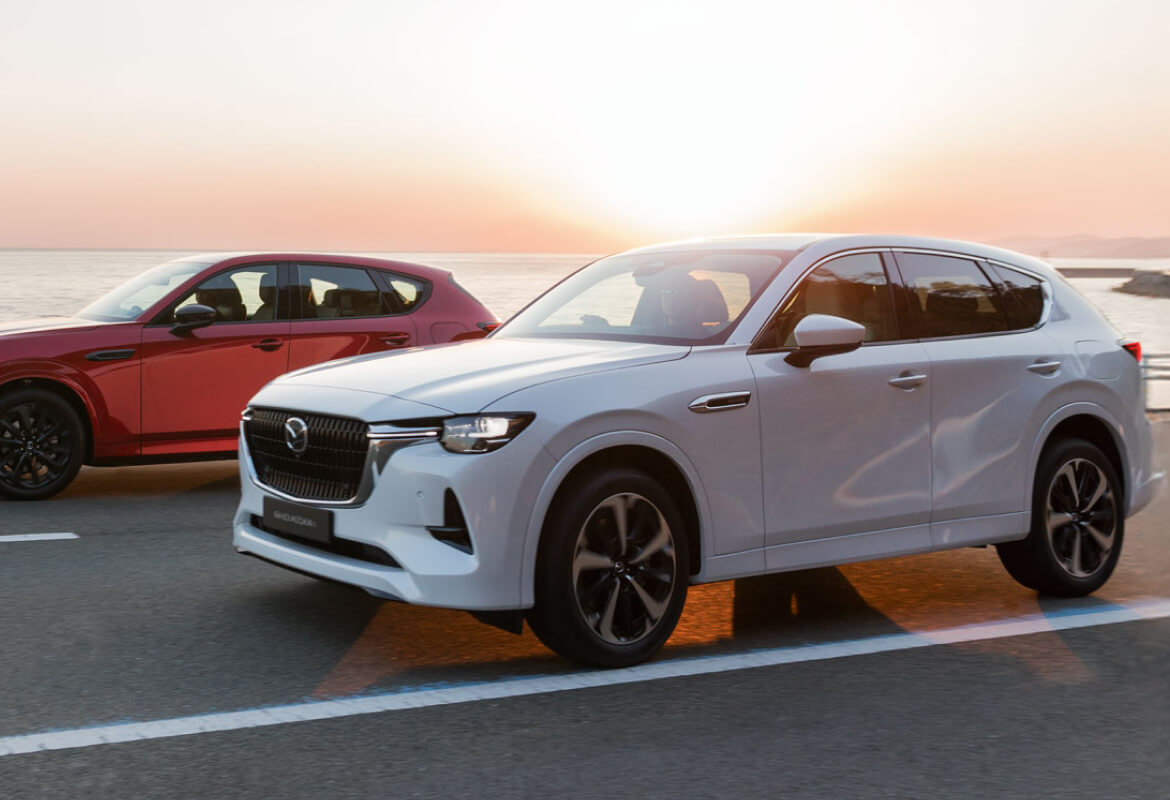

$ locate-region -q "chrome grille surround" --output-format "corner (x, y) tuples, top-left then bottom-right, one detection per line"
(241, 408), (441, 506)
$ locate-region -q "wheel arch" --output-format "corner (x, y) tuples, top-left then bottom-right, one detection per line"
(0, 375), (97, 463)
(1029, 403), (1128, 514)
(519, 432), (710, 608)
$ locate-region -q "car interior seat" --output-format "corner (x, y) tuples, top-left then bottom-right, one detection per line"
(195, 287), (247, 322)
(924, 290), (979, 336)
(318, 288), (380, 318)
(658, 275), (706, 339)
(252, 274), (277, 321)
(787, 277), (855, 345)
(857, 286), (894, 341)
(693, 279), (730, 330)
(316, 289), (341, 318)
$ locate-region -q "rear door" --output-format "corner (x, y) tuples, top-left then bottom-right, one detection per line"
(139, 262), (290, 454)
(287, 263), (419, 372)
(890, 250), (1060, 546)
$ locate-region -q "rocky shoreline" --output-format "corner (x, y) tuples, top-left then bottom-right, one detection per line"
(1114, 271), (1170, 299)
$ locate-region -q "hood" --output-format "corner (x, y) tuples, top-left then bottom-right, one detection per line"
(275, 337), (690, 414)
(0, 317), (113, 336)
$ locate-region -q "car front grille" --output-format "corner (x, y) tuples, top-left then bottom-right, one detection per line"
(244, 408), (369, 502)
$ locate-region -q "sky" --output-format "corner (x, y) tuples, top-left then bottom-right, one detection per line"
(0, 0), (1167, 252)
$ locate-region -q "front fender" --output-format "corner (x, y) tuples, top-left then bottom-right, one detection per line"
(517, 430), (713, 608)
(0, 361), (102, 431)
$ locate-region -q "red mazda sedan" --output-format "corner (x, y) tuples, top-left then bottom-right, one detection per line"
(0, 253), (498, 499)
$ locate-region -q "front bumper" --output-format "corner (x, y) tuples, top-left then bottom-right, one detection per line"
(232, 425), (555, 611)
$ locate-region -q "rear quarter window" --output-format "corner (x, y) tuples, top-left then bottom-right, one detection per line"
(989, 264), (1046, 329)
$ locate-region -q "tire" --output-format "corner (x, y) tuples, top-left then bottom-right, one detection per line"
(996, 437), (1123, 596)
(0, 388), (86, 500)
(528, 467), (690, 668)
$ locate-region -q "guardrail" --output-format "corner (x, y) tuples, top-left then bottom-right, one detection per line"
(1145, 352), (1170, 413)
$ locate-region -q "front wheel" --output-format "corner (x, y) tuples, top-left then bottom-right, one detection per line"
(528, 467), (689, 668)
(997, 438), (1123, 596)
(0, 388), (86, 500)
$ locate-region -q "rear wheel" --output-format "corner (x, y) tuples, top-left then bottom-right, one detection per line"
(997, 438), (1123, 596)
(528, 467), (689, 668)
(0, 388), (86, 500)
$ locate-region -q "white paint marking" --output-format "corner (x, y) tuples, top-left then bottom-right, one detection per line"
(1, 598), (1168, 758)
(0, 533), (79, 543)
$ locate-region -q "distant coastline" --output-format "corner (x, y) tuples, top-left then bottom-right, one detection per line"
(992, 234), (1170, 260)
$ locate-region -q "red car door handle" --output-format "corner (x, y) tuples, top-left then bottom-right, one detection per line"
(251, 338), (285, 352)
(381, 332), (411, 347)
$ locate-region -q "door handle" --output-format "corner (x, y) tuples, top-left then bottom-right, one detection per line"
(689, 391), (752, 413)
(1026, 360), (1062, 375)
(380, 332), (412, 347)
(888, 371), (927, 390)
(251, 338), (285, 352)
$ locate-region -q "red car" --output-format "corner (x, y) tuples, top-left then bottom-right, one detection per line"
(0, 253), (498, 500)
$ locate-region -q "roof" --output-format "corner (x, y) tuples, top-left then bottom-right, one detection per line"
(181, 252), (454, 281)
(622, 234), (1056, 275)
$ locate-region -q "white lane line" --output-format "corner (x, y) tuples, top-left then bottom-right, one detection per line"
(0, 533), (79, 543)
(2, 597), (1168, 758)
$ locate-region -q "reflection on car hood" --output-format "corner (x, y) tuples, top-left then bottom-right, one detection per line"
(0, 317), (111, 336)
(274, 338), (691, 414)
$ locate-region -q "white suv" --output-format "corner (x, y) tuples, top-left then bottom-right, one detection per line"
(233, 235), (1163, 667)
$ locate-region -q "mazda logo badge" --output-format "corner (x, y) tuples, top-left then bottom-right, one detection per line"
(284, 417), (309, 454)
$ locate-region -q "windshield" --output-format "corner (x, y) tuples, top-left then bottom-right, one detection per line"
(77, 258), (211, 322)
(494, 250), (789, 345)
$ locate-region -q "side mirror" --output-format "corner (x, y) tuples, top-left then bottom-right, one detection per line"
(785, 314), (866, 367)
(171, 304), (216, 335)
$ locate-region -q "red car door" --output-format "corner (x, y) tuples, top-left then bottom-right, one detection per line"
(139, 263), (290, 456)
(286, 262), (418, 371)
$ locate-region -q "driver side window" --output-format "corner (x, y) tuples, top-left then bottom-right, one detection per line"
(172, 265), (279, 323)
(759, 253), (898, 349)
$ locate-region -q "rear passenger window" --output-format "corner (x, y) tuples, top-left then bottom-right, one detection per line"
(293, 265), (384, 319)
(989, 264), (1045, 329)
(895, 253), (1008, 338)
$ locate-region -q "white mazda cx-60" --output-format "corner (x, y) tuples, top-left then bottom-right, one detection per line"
(233, 235), (1163, 667)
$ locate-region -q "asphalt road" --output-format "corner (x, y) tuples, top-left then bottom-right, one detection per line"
(0, 422), (1167, 798)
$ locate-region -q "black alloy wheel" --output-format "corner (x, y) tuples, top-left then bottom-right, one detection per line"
(570, 492), (679, 646)
(997, 437), (1123, 596)
(0, 388), (86, 500)
(529, 467), (690, 668)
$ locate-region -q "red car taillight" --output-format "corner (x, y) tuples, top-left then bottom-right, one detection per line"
(1122, 340), (1142, 362)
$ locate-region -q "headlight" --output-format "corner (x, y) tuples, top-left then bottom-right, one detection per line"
(440, 414), (534, 454)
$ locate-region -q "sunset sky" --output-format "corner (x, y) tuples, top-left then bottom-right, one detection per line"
(1, 0), (1167, 252)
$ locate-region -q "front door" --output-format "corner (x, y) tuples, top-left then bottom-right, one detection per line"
(140, 263), (290, 455)
(747, 252), (933, 566)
